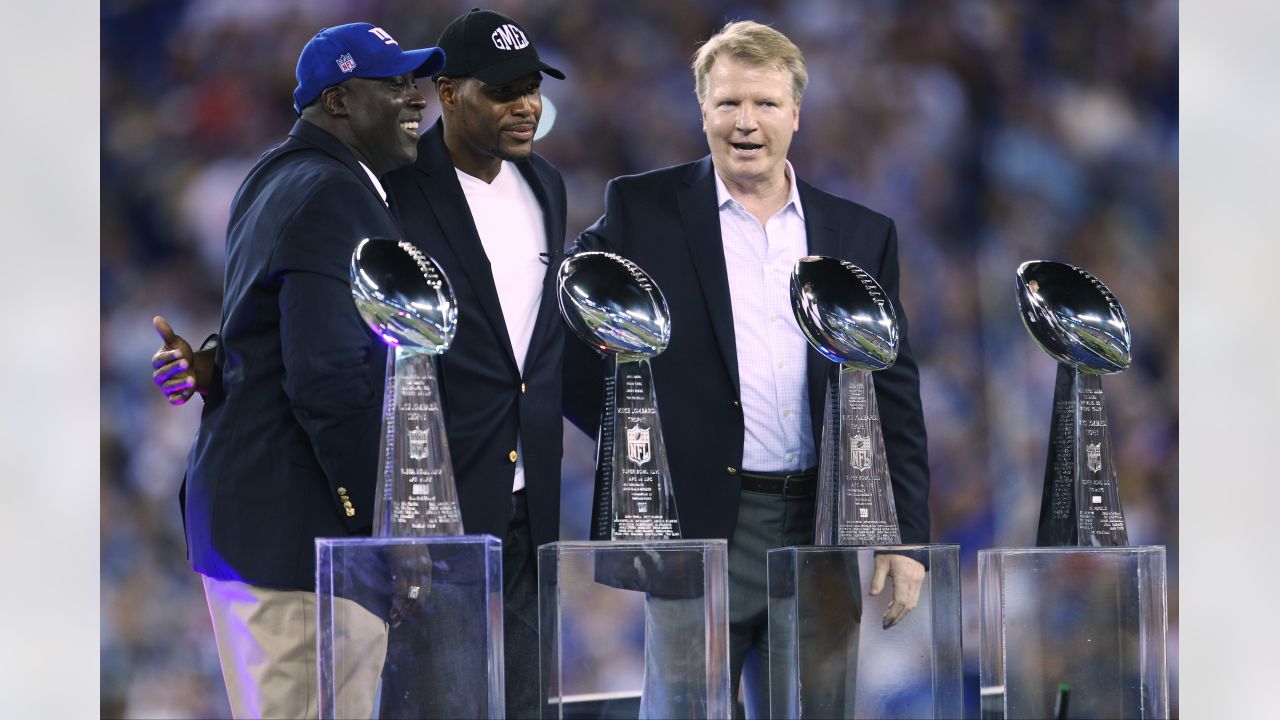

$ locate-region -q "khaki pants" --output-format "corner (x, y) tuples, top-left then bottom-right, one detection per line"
(203, 576), (388, 719)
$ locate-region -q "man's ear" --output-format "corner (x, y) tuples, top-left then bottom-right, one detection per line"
(435, 77), (458, 110)
(320, 85), (347, 117)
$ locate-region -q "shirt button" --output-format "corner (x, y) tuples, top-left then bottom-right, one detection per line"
(727, 466), (738, 475)
(521, 383), (526, 394)
(509, 450), (518, 463)
(777, 361), (784, 369)
(783, 410), (791, 417)
(345, 508), (356, 517)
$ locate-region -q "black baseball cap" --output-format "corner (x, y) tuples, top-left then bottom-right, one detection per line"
(435, 9), (565, 85)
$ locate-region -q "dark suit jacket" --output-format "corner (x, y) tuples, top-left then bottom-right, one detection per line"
(184, 120), (396, 590)
(564, 157), (930, 545)
(382, 119), (566, 552)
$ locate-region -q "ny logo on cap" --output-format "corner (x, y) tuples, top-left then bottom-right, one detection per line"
(368, 27), (398, 45)
(491, 23), (529, 50)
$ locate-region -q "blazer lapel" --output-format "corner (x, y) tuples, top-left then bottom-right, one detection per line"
(413, 120), (518, 369)
(678, 157), (740, 392)
(799, 180), (842, 444)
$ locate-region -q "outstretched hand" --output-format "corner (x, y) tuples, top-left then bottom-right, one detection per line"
(869, 553), (925, 629)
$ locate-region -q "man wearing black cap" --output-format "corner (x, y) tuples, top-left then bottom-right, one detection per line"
(156, 22), (443, 719)
(382, 9), (567, 719)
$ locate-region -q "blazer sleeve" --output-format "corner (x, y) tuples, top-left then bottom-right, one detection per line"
(872, 219), (932, 544)
(561, 178), (628, 437)
(272, 177), (385, 530)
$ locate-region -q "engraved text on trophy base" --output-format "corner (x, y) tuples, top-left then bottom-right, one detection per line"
(614, 517), (682, 539)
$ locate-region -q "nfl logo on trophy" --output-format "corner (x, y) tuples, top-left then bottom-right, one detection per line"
(407, 427), (430, 461)
(627, 424), (651, 466)
(849, 434), (872, 472)
(1086, 443), (1102, 474)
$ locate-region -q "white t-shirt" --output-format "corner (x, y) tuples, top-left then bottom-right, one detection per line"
(455, 161), (546, 492)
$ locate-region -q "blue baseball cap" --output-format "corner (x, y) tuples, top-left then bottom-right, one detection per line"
(293, 22), (446, 115)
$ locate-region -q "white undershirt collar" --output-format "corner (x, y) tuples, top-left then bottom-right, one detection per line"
(358, 162), (388, 206)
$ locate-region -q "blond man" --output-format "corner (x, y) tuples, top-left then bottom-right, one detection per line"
(565, 21), (931, 717)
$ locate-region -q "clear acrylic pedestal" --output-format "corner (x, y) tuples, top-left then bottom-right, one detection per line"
(978, 546), (1168, 719)
(316, 535), (504, 719)
(767, 544), (963, 719)
(538, 540), (730, 719)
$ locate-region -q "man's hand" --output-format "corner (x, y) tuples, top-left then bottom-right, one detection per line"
(868, 553), (925, 629)
(151, 315), (213, 405)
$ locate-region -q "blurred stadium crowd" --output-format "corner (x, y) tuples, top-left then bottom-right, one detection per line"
(101, 0), (1178, 716)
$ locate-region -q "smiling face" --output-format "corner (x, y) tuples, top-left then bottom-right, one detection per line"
(700, 56), (800, 192)
(439, 72), (542, 181)
(339, 73), (428, 175)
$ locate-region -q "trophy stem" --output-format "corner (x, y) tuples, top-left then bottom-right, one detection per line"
(814, 374), (840, 544)
(1035, 364), (1078, 546)
(1035, 365), (1129, 547)
(597, 357), (681, 541)
(1073, 372), (1128, 546)
(373, 350), (396, 537)
(588, 357), (617, 541)
(372, 346), (464, 538)
(814, 365), (901, 546)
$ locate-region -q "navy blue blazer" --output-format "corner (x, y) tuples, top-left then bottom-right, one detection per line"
(564, 157), (931, 545)
(381, 119), (566, 552)
(184, 120), (396, 590)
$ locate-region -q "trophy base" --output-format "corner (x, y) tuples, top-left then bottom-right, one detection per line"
(374, 347), (465, 538)
(538, 540), (730, 719)
(815, 367), (902, 546)
(316, 535), (503, 719)
(1036, 364), (1129, 547)
(978, 546), (1168, 719)
(767, 544), (963, 719)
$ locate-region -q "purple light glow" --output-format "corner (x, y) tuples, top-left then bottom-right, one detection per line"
(381, 333), (399, 345)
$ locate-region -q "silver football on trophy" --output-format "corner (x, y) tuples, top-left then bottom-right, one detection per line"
(790, 256), (898, 371)
(1016, 260), (1131, 374)
(558, 251), (671, 359)
(350, 238), (457, 353)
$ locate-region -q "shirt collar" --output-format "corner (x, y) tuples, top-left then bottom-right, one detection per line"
(358, 162), (388, 206)
(713, 160), (805, 220)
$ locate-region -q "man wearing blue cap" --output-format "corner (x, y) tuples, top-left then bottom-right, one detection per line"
(163, 22), (443, 719)
(152, 10), (568, 718)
